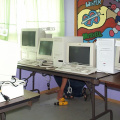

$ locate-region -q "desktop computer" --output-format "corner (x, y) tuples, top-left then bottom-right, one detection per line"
(97, 38), (119, 74)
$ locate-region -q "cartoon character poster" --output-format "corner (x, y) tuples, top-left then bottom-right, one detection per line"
(77, 0), (120, 43)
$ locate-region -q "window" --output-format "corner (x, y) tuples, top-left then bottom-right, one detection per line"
(0, 0), (64, 42)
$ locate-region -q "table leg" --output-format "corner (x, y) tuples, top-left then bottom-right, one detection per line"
(105, 84), (107, 110)
(91, 83), (95, 120)
(31, 72), (40, 93)
(85, 82), (96, 120)
(105, 84), (113, 120)
(0, 113), (6, 120)
(90, 83), (113, 120)
(19, 69), (40, 94)
(19, 68), (21, 80)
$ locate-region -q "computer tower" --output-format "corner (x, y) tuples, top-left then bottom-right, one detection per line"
(97, 38), (119, 74)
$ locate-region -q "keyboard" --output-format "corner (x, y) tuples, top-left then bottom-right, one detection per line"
(18, 60), (39, 66)
(18, 60), (53, 67)
(55, 65), (97, 75)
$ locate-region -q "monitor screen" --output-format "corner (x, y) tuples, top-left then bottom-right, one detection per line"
(39, 41), (53, 55)
(69, 46), (90, 65)
(22, 31), (36, 46)
(67, 43), (96, 67)
(37, 38), (53, 61)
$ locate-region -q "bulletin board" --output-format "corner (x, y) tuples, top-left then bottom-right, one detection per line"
(74, 0), (120, 43)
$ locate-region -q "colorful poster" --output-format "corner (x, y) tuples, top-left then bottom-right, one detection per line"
(77, 0), (120, 42)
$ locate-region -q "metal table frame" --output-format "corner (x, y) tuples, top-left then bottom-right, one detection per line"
(17, 64), (114, 120)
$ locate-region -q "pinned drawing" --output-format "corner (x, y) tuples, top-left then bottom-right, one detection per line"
(75, 0), (120, 42)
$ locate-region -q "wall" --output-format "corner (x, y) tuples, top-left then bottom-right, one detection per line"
(64, 0), (74, 36)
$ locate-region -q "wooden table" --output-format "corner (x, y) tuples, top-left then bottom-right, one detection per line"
(0, 90), (40, 120)
(100, 72), (120, 89)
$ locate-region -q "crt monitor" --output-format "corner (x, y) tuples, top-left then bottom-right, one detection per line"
(67, 43), (96, 67)
(37, 38), (53, 61)
(20, 28), (46, 60)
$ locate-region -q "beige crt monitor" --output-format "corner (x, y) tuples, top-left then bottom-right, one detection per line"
(67, 43), (96, 67)
(37, 38), (53, 62)
(20, 28), (46, 61)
